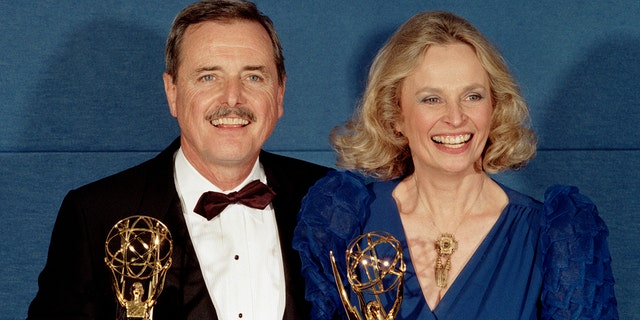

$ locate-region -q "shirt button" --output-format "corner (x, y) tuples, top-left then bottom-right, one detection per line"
(238, 313), (243, 318)
(234, 254), (240, 260)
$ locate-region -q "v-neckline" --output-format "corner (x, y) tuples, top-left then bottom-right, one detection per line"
(385, 181), (513, 316)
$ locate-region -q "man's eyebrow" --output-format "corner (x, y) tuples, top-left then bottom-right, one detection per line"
(194, 65), (268, 73)
(194, 65), (222, 74)
(243, 65), (268, 73)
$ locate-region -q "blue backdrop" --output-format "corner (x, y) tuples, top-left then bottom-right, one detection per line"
(1, 1), (638, 319)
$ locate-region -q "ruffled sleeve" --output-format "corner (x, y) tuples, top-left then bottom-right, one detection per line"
(293, 171), (372, 320)
(540, 185), (619, 319)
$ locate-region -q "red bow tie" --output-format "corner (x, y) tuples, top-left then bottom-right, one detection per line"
(193, 180), (276, 220)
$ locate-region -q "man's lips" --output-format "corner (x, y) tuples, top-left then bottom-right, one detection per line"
(206, 106), (256, 127)
(210, 117), (250, 127)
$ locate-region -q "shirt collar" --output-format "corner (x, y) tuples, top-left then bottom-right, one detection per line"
(174, 148), (266, 215)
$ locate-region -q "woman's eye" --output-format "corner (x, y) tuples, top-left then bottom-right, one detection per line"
(467, 94), (483, 101)
(421, 96), (440, 104)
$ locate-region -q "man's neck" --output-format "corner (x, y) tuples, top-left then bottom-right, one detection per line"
(181, 150), (260, 191)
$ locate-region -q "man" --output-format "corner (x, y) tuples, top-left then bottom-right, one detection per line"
(27, 1), (331, 319)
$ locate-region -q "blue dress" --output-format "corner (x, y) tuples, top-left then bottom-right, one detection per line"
(293, 171), (618, 319)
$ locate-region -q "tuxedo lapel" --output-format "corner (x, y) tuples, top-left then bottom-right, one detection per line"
(262, 152), (304, 320)
(135, 138), (218, 320)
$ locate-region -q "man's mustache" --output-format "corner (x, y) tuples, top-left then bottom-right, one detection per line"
(206, 106), (257, 122)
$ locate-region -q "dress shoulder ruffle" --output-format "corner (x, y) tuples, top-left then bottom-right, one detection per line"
(540, 185), (618, 319)
(293, 171), (373, 320)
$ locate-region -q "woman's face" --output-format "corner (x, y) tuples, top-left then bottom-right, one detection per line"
(395, 42), (493, 176)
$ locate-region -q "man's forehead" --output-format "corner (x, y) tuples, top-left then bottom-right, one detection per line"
(177, 20), (275, 68)
(184, 19), (270, 44)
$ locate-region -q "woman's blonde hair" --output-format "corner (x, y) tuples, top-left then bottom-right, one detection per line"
(332, 11), (536, 180)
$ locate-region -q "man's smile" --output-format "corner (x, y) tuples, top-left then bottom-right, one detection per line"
(210, 117), (250, 127)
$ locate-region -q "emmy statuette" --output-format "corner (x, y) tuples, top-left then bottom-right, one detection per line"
(105, 216), (173, 320)
(330, 231), (406, 320)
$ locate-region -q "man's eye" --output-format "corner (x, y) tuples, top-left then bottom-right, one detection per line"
(201, 74), (215, 82)
(247, 75), (262, 82)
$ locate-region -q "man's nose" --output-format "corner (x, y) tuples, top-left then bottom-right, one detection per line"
(222, 78), (244, 106)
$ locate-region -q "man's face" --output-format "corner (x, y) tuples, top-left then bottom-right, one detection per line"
(164, 20), (284, 177)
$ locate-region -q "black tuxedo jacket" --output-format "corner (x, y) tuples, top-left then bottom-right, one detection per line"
(28, 138), (331, 320)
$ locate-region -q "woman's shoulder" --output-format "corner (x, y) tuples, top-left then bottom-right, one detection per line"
(297, 171), (374, 238)
(541, 185), (607, 236)
(302, 170), (373, 204)
(311, 170), (369, 189)
(498, 182), (544, 210)
(497, 183), (606, 234)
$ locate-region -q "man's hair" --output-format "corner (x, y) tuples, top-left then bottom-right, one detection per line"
(165, 0), (285, 85)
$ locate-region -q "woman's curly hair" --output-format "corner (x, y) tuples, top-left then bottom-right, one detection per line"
(332, 11), (536, 180)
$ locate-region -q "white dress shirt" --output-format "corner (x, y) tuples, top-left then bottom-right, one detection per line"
(173, 148), (285, 320)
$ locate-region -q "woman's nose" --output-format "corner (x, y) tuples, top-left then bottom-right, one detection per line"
(444, 102), (465, 126)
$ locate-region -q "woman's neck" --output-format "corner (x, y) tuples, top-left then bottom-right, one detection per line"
(398, 169), (488, 231)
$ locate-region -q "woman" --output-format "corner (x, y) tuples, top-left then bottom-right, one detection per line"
(293, 11), (618, 319)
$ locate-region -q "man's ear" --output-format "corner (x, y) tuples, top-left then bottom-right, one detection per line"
(163, 72), (177, 117)
(276, 76), (286, 119)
